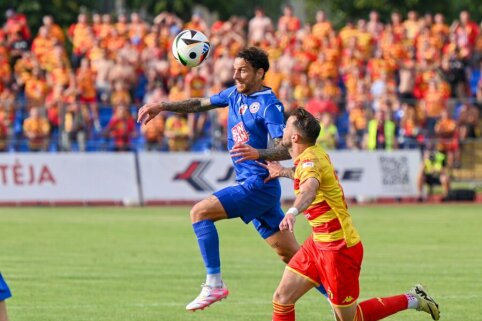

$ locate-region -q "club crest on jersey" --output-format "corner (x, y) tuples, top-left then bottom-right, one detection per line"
(239, 104), (248, 115)
(249, 102), (260, 113)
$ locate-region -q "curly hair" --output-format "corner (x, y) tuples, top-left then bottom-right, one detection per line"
(236, 47), (270, 79)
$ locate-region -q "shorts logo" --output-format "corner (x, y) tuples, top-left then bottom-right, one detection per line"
(232, 122), (249, 144)
(249, 102), (260, 113)
(343, 296), (354, 303)
(239, 104), (248, 115)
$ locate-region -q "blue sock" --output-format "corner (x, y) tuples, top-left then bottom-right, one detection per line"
(192, 220), (220, 274)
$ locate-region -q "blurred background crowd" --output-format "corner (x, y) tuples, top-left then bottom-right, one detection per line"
(0, 4), (481, 171)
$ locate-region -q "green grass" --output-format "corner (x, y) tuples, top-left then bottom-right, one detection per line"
(1, 204), (481, 321)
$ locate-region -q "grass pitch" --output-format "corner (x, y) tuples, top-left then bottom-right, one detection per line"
(1, 204), (481, 321)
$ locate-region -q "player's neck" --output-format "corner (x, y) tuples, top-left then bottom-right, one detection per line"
(244, 83), (264, 96)
(291, 143), (310, 159)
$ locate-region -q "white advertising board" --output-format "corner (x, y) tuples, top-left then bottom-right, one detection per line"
(139, 150), (421, 202)
(0, 153), (139, 204)
(324, 150), (421, 197)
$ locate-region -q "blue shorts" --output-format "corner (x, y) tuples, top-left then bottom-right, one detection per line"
(0, 273), (11, 301)
(214, 175), (284, 239)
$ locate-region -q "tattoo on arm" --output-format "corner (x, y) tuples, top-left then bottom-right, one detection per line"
(258, 138), (291, 161)
(162, 98), (217, 113)
(279, 167), (295, 180)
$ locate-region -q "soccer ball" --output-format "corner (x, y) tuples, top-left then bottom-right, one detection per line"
(171, 29), (211, 67)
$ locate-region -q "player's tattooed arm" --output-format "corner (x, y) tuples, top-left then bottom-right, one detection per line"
(230, 139), (290, 163)
(256, 161), (294, 182)
(161, 98), (217, 113)
(257, 138), (291, 161)
(279, 166), (295, 179)
(138, 98), (216, 124)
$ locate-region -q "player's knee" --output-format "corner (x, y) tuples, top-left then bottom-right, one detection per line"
(190, 202), (208, 223)
(278, 251), (293, 264)
(277, 244), (299, 264)
(273, 288), (292, 305)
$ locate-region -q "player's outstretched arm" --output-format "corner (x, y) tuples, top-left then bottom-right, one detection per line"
(230, 138), (290, 162)
(137, 97), (216, 125)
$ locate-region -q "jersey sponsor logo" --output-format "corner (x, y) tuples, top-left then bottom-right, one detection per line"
(249, 102), (260, 113)
(239, 104), (248, 115)
(232, 122), (249, 144)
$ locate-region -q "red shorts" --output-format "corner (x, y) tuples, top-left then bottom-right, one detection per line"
(287, 237), (363, 307)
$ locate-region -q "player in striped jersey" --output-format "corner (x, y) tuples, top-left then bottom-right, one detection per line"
(258, 108), (440, 321)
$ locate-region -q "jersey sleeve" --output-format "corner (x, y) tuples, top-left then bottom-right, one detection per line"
(298, 158), (323, 185)
(209, 87), (235, 107)
(263, 103), (285, 139)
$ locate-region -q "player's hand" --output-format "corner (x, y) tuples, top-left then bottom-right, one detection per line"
(230, 143), (260, 163)
(256, 161), (283, 183)
(137, 102), (164, 125)
(279, 214), (296, 232)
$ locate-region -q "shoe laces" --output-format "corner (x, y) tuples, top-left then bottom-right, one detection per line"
(199, 283), (214, 297)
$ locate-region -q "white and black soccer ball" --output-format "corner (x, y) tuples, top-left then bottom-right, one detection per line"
(171, 29), (211, 67)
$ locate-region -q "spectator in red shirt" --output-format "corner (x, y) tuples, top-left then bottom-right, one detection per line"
(456, 10), (480, 49)
(3, 8), (31, 41)
(0, 113), (8, 151)
(278, 4), (301, 33)
(104, 104), (136, 151)
(305, 87), (338, 117)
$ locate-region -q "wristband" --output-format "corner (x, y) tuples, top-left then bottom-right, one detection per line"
(286, 207), (299, 216)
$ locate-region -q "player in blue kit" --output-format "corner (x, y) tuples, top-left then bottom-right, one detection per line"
(138, 47), (325, 311)
(0, 273), (11, 321)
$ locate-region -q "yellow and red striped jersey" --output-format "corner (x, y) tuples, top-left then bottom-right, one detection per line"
(293, 145), (361, 250)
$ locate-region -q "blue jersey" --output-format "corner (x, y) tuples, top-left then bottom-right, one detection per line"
(210, 86), (285, 181)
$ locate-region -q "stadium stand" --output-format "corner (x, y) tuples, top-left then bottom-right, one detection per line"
(0, 7), (481, 179)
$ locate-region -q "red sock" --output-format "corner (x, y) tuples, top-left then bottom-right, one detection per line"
(356, 294), (408, 321)
(273, 301), (295, 321)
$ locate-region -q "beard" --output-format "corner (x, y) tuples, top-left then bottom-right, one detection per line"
(235, 81), (249, 93)
(281, 138), (291, 149)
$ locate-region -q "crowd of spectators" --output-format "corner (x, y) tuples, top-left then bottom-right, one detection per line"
(0, 6), (481, 167)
